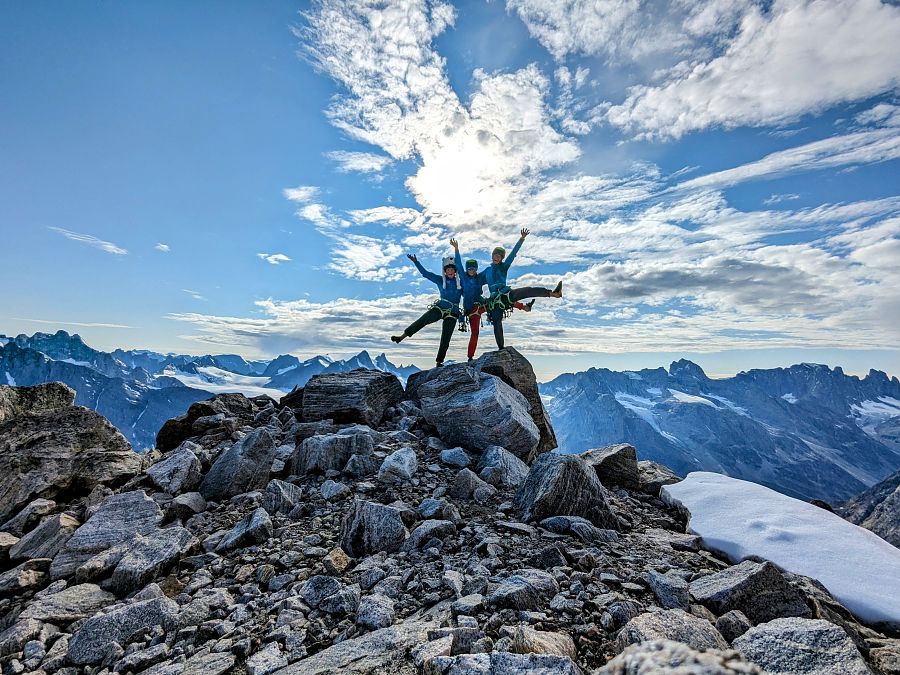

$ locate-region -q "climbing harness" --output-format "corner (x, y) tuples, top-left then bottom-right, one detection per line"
(428, 298), (460, 320)
(485, 288), (514, 323)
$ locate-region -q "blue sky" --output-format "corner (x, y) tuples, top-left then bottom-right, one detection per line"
(1, 0), (898, 381)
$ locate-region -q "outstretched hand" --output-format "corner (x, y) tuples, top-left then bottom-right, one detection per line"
(450, 238), (458, 250)
(407, 253), (418, 263)
(520, 227), (530, 239)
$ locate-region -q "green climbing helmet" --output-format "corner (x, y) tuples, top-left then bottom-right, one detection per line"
(465, 259), (478, 270)
(492, 246), (506, 259)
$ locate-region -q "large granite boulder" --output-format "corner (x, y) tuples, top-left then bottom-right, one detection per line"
(473, 348), (557, 456)
(50, 491), (163, 579)
(146, 445), (202, 495)
(339, 500), (408, 558)
(216, 508), (273, 552)
(155, 393), (254, 452)
(616, 609), (729, 653)
(20, 583), (115, 624)
(580, 444), (639, 490)
(292, 431), (375, 475)
(638, 460), (682, 496)
(0, 390), (141, 523)
(0, 382), (75, 423)
(199, 428), (277, 501)
(476, 445), (529, 487)
(690, 560), (812, 624)
(414, 365), (541, 463)
(488, 568), (560, 610)
(427, 652), (582, 674)
(302, 369), (404, 427)
(733, 617), (870, 675)
(598, 640), (761, 674)
(109, 526), (197, 594)
(515, 453), (619, 530)
(842, 468), (900, 547)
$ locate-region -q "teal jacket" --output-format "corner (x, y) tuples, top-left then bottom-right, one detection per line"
(484, 238), (523, 293)
(455, 249), (487, 313)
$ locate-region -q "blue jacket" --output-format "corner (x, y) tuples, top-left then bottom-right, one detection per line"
(455, 249), (486, 313)
(413, 258), (463, 307)
(484, 237), (523, 293)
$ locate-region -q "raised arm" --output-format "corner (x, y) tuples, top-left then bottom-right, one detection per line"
(408, 253), (442, 285)
(451, 238), (463, 272)
(504, 228), (529, 269)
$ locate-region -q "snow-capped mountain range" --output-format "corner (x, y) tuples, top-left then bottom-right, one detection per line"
(540, 359), (900, 503)
(0, 331), (418, 451)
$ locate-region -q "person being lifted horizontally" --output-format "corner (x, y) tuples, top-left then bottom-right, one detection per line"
(450, 237), (534, 362)
(485, 228), (562, 349)
(391, 252), (462, 367)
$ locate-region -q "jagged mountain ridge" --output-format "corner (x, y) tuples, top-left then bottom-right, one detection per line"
(0, 331), (419, 451)
(540, 359), (900, 503)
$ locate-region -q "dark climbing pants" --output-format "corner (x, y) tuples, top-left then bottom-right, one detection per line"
(404, 307), (457, 363)
(489, 286), (554, 349)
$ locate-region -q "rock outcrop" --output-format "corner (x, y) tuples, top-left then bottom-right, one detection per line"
(0, 361), (894, 675)
(842, 468), (900, 547)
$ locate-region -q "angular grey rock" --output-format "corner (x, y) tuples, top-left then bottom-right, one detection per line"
(401, 519), (457, 552)
(515, 453), (619, 529)
(147, 445), (201, 495)
(302, 575), (343, 608)
(0, 618), (44, 658)
(339, 500), (408, 558)
(199, 428), (276, 501)
(302, 369), (404, 427)
(182, 651), (236, 674)
(9, 512), (80, 561)
(293, 431), (374, 475)
(426, 652), (581, 674)
(449, 468), (497, 503)
(216, 508), (273, 552)
(0, 559), (49, 596)
(357, 593), (396, 630)
(616, 609), (729, 653)
(377, 446), (418, 483)
(842, 468), (900, 547)
(320, 479), (351, 500)
(416, 365), (541, 463)
(343, 452), (380, 479)
(416, 497), (461, 524)
(0, 381), (75, 423)
(319, 583), (361, 615)
(690, 560), (812, 624)
(476, 445), (529, 487)
(0, 498), (56, 536)
(474, 347), (558, 456)
(20, 582), (115, 623)
(597, 639), (761, 675)
(716, 610), (753, 643)
(156, 392), (254, 451)
(638, 460), (682, 496)
(733, 617), (870, 675)
(110, 526), (197, 594)
(512, 626), (577, 659)
(51, 490), (163, 579)
(247, 642), (288, 675)
(262, 479), (303, 515)
(439, 447), (471, 468)
(539, 515), (619, 545)
(488, 568), (560, 610)
(170, 491), (207, 519)
(0, 531), (17, 562)
(580, 444), (639, 490)
(67, 596), (179, 664)
(0, 401), (140, 523)
(643, 570), (690, 610)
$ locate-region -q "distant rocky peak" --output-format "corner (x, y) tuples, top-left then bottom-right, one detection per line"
(668, 359), (707, 381)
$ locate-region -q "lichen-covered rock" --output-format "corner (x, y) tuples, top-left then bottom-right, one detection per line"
(474, 347), (557, 456)
(733, 617), (870, 675)
(357, 593), (396, 630)
(262, 479), (303, 515)
(616, 609), (729, 653)
(580, 444), (639, 490)
(597, 640), (761, 674)
(415, 365), (541, 463)
(377, 446), (418, 484)
(155, 392), (254, 452)
(20, 582), (115, 623)
(0, 399), (140, 523)
(339, 500), (408, 558)
(426, 652), (582, 674)
(146, 445), (201, 495)
(50, 491), (163, 579)
(302, 369), (404, 427)
(690, 560), (812, 624)
(476, 445), (529, 487)
(488, 568), (560, 610)
(515, 453), (619, 529)
(0, 381), (75, 423)
(199, 428), (276, 501)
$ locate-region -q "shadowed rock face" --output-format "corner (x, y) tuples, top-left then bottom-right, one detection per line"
(0, 385), (141, 523)
(842, 468), (900, 547)
(302, 369), (404, 427)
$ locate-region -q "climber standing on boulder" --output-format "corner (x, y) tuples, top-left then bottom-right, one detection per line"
(485, 228), (563, 349)
(391, 252), (462, 368)
(451, 238), (534, 363)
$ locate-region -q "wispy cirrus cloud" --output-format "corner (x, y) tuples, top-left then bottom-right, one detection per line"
(257, 253), (292, 265)
(13, 317), (132, 329)
(48, 227), (127, 255)
(325, 150), (393, 173)
(155, 243), (170, 252)
(182, 289), (207, 301)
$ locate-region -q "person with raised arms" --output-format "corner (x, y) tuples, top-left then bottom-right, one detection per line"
(390, 251), (462, 368)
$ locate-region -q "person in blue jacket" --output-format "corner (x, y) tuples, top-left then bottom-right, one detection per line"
(390, 253), (463, 367)
(484, 228), (562, 349)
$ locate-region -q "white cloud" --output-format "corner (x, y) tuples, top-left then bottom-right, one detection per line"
(283, 185), (320, 203)
(155, 243), (170, 252)
(605, 0), (900, 139)
(257, 253), (292, 265)
(13, 317), (132, 329)
(764, 194), (800, 206)
(326, 150), (393, 173)
(330, 236), (406, 281)
(48, 227), (128, 255)
(182, 289), (207, 301)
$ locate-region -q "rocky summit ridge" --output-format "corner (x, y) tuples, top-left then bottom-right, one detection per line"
(0, 348), (898, 675)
